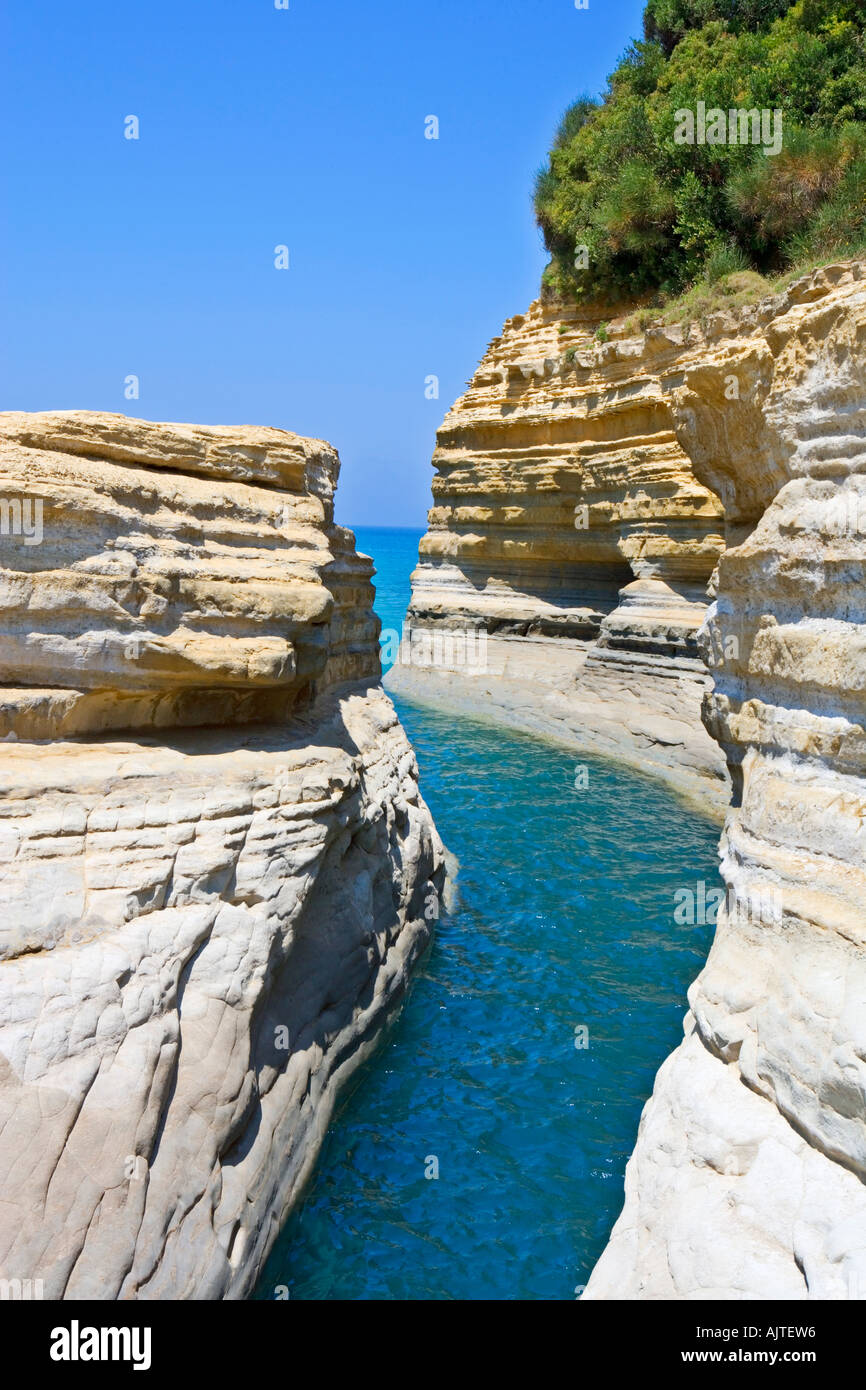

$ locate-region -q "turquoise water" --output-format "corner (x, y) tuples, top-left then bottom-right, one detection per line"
(253, 527), (719, 1300)
(354, 525), (424, 659)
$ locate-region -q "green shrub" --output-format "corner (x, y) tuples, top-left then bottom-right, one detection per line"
(703, 241), (752, 282)
(728, 124), (858, 246)
(645, 0), (797, 54)
(534, 0), (866, 303)
(784, 152), (866, 261)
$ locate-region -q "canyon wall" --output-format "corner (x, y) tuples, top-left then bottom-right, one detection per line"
(385, 293), (731, 811)
(0, 411), (445, 1299)
(586, 260), (866, 1298)
(395, 255), (866, 1297)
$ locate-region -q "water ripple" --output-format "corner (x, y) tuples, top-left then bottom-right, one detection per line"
(254, 702), (719, 1301)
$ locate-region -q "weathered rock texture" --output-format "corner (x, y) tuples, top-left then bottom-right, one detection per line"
(586, 260), (866, 1298)
(0, 411), (376, 737)
(385, 295), (731, 811)
(0, 412), (445, 1299)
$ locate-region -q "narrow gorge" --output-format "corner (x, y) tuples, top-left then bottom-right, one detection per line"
(2, 256), (863, 1302)
(385, 281), (732, 813)
(5, 0), (866, 1327)
(391, 259), (866, 1298)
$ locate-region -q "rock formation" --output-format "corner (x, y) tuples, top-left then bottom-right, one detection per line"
(0, 411), (445, 1299)
(394, 254), (866, 1297)
(385, 295), (731, 811)
(585, 260), (866, 1298)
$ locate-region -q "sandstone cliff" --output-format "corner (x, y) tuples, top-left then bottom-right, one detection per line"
(385, 292), (731, 811)
(393, 255), (866, 1298)
(585, 260), (866, 1298)
(0, 412), (445, 1299)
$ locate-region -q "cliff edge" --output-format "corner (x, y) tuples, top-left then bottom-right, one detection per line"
(0, 411), (445, 1299)
(385, 291), (731, 812)
(586, 260), (866, 1298)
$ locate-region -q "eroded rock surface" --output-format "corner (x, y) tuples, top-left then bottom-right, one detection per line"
(0, 412), (445, 1299)
(385, 298), (731, 810)
(586, 261), (866, 1299)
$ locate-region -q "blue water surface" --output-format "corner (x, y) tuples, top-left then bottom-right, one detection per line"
(252, 527), (719, 1300)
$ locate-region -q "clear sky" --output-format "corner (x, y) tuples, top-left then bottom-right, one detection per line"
(1, 0), (645, 527)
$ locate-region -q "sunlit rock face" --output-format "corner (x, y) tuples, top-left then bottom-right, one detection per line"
(0, 412), (445, 1299)
(386, 298), (731, 810)
(586, 260), (866, 1300)
(0, 411), (377, 737)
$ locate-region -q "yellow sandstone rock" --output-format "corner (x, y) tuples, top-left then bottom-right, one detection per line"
(386, 294), (730, 809)
(0, 411), (379, 736)
(394, 255), (866, 1298)
(586, 260), (866, 1299)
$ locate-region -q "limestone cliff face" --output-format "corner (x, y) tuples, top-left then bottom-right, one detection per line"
(393, 256), (866, 1297)
(385, 296), (731, 809)
(0, 411), (376, 738)
(0, 412), (445, 1299)
(586, 260), (866, 1299)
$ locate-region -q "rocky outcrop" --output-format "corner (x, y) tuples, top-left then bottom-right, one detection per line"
(389, 254), (866, 1296)
(586, 260), (866, 1299)
(0, 411), (375, 738)
(385, 297), (731, 811)
(0, 412), (445, 1299)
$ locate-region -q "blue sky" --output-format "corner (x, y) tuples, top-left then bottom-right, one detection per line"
(1, 0), (645, 526)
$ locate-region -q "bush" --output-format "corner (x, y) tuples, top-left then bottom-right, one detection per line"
(784, 149), (866, 261)
(703, 241), (751, 282)
(534, 0), (866, 302)
(728, 124), (857, 246)
(645, 0), (796, 54)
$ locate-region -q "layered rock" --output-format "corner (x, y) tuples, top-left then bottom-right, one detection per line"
(385, 298), (730, 810)
(0, 412), (445, 1299)
(0, 411), (376, 737)
(586, 260), (866, 1298)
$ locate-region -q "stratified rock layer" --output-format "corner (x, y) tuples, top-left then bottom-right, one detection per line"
(0, 412), (377, 737)
(0, 413), (445, 1299)
(586, 261), (866, 1299)
(386, 298), (730, 810)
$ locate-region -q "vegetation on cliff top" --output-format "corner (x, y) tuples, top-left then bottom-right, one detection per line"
(535, 0), (866, 304)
